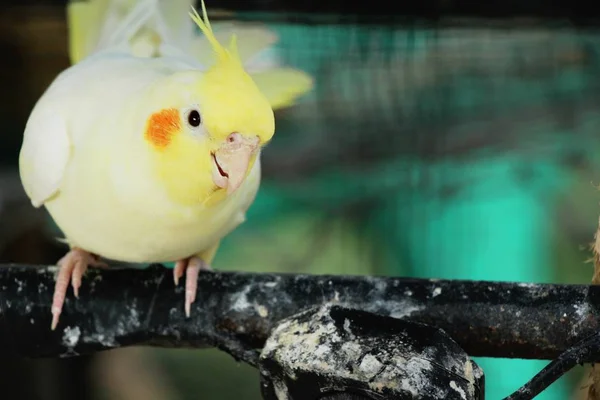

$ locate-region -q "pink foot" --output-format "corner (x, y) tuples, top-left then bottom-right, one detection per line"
(51, 248), (107, 330)
(173, 257), (211, 317)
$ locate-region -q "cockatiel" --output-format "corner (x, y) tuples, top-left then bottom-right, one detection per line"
(18, 0), (313, 329)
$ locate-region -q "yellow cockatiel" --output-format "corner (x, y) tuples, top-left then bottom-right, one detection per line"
(18, 0), (313, 329)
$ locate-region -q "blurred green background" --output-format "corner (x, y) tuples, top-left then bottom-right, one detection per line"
(1, 3), (600, 400)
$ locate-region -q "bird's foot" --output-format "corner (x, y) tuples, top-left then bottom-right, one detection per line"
(51, 247), (107, 330)
(173, 256), (212, 317)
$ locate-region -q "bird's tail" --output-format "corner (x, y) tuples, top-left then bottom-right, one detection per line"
(66, 0), (313, 109)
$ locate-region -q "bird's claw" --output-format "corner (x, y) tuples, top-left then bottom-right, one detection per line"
(51, 248), (106, 330)
(173, 257), (211, 317)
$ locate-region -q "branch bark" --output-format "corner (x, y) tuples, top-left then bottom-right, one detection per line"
(0, 263), (599, 366)
(586, 220), (600, 400)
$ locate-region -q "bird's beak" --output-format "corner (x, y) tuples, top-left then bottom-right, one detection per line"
(211, 133), (259, 195)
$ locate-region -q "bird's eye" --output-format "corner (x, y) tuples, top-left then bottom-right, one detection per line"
(187, 109), (201, 128)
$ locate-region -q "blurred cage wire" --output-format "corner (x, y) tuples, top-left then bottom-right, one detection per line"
(269, 24), (600, 185)
(241, 16), (600, 279)
(3, 2), (600, 400)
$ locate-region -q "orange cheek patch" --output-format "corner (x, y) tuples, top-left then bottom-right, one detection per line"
(144, 108), (181, 149)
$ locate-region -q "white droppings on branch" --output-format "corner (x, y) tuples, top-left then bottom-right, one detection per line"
(63, 326), (81, 348)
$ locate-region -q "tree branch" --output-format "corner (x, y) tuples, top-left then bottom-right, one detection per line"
(0, 263), (598, 367)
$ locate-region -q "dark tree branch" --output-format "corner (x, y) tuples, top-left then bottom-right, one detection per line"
(0, 263), (599, 367)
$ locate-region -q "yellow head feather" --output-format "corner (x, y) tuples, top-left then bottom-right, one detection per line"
(188, 0), (275, 143)
(189, 1), (242, 69)
(142, 0), (275, 207)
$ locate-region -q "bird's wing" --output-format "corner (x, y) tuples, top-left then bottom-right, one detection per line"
(67, 0), (196, 63)
(19, 103), (71, 208)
